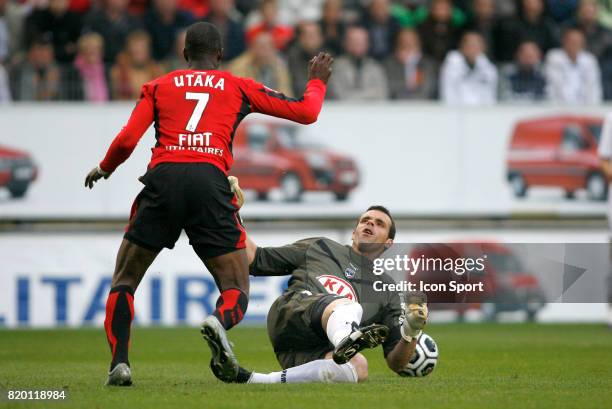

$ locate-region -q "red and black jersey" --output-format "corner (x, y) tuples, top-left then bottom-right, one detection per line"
(99, 69), (327, 174)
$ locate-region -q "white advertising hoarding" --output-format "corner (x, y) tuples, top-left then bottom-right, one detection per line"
(0, 103), (609, 219)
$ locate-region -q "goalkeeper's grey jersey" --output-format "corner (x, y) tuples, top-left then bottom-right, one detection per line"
(250, 237), (404, 333)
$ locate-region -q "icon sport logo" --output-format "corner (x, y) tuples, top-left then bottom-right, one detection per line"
(316, 275), (358, 301)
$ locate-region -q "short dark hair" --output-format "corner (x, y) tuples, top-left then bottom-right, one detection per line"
(184, 22), (222, 60)
(365, 205), (396, 240)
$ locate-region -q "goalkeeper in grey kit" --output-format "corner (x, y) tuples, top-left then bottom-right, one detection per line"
(212, 177), (429, 384)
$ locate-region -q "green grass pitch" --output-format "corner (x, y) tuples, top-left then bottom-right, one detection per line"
(1, 324), (611, 409)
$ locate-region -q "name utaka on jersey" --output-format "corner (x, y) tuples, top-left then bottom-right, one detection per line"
(97, 69), (326, 176)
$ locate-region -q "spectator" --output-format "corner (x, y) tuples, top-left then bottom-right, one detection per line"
(24, 0), (82, 63)
(203, 0), (246, 61)
(500, 41), (547, 102)
(318, 0), (345, 55)
(601, 45), (612, 99)
(546, 0), (579, 24)
(0, 0), (28, 64)
(110, 30), (164, 100)
(417, 0), (462, 62)
(144, 0), (195, 61)
(383, 28), (436, 99)
(494, 0), (559, 62)
(574, 0), (612, 60)
(440, 31), (498, 105)
(228, 32), (293, 95)
(246, 0), (294, 51)
(0, 63), (10, 102)
(287, 21), (324, 96)
(545, 27), (602, 104)
(83, 0), (143, 64)
(329, 25), (388, 100)
(10, 37), (60, 101)
(464, 0), (497, 57)
(360, 0), (402, 60)
(163, 28), (188, 71)
(73, 32), (110, 102)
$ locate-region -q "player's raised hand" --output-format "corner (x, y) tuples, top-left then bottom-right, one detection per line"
(84, 166), (111, 189)
(308, 52), (333, 84)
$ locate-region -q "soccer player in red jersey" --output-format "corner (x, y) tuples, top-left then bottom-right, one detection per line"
(84, 22), (333, 386)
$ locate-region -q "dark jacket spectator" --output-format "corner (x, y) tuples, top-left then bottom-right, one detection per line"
(499, 41), (547, 101)
(574, 0), (612, 60)
(24, 0), (82, 63)
(601, 45), (612, 99)
(83, 0), (143, 64)
(546, 0), (579, 24)
(144, 0), (195, 61)
(10, 38), (60, 100)
(383, 28), (436, 99)
(463, 0), (497, 57)
(287, 21), (324, 96)
(202, 0), (246, 61)
(494, 0), (559, 62)
(360, 0), (402, 60)
(318, 0), (345, 55)
(163, 28), (188, 71)
(417, 0), (462, 62)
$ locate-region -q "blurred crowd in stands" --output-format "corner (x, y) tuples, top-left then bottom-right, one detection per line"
(0, 0), (611, 105)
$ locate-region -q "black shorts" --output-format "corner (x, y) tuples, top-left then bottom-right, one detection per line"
(124, 162), (246, 258)
(267, 291), (343, 369)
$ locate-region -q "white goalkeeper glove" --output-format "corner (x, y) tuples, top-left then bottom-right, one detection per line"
(401, 302), (428, 342)
(228, 176), (245, 208)
(84, 165), (111, 189)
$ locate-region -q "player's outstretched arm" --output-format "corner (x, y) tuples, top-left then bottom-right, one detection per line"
(385, 302), (428, 373)
(241, 52), (333, 125)
(84, 85), (154, 189)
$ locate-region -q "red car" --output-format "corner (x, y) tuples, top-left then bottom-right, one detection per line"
(408, 242), (546, 321)
(506, 115), (605, 200)
(0, 145), (38, 199)
(230, 121), (359, 202)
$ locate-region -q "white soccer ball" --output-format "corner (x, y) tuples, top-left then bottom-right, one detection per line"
(398, 333), (439, 377)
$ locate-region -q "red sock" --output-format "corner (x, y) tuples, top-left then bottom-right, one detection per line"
(105, 285), (134, 370)
(212, 288), (248, 330)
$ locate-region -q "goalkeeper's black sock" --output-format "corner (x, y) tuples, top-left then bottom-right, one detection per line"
(105, 285), (134, 371)
(212, 288), (248, 330)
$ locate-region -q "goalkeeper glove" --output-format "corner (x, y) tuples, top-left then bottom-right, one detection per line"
(401, 302), (428, 342)
(228, 176), (245, 208)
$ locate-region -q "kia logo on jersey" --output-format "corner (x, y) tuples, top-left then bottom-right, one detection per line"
(317, 275), (358, 301)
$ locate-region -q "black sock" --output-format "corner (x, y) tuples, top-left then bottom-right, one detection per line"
(212, 288), (248, 330)
(104, 285), (134, 371)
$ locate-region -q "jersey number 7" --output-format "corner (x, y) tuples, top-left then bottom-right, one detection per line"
(185, 92), (210, 132)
